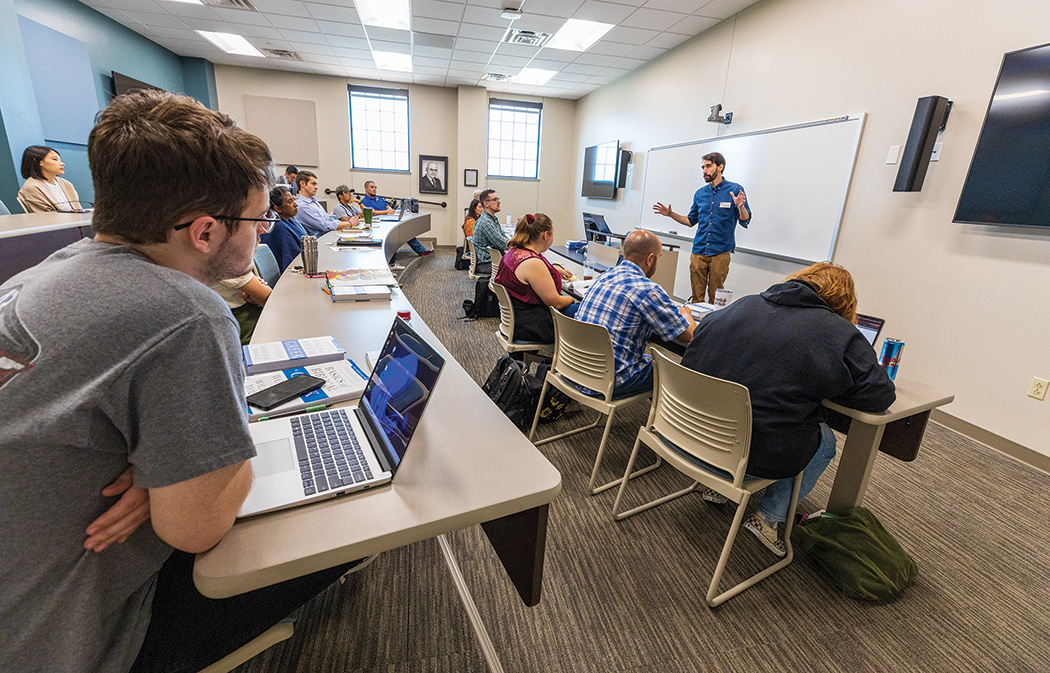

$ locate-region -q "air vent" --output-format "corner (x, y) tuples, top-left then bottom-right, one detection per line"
(201, 0), (259, 11)
(504, 30), (551, 47)
(262, 48), (304, 61)
(485, 73), (514, 82)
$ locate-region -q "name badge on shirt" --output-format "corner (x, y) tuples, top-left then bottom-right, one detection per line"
(719, 201), (732, 209)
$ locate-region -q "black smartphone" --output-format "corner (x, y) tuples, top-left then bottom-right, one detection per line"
(246, 374), (326, 411)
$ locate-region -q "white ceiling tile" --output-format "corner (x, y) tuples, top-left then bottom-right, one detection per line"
(312, 64), (350, 75)
(273, 15), (320, 32)
(454, 36), (499, 53)
(209, 7), (275, 26)
(148, 26), (201, 40)
(527, 58), (568, 71)
(248, 0), (308, 17)
(562, 63), (602, 74)
(306, 4), (360, 23)
(233, 24), (286, 39)
(120, 10), (187, 28)
(339, 57), (377, 68)
(620, 7), (686, 31)
(571, 52), (617, 66)
(457, 22), (507, 40)
(254, 38), (293, 51)
(413, 45), (455, 58)
(599, 66), (631, 77)
(462, 5), (508, 25)
(610, 56), (646, 70)
(367, 26), (413, 43)
(448, 66), (485, 76)
(177, 17), (231, 33)
(331, 45), (372, 58)
(497, 42), (542, 58)
(551, 72), (589, 82)
(642, 0), (710, 12)
(290, 41), (336, 55)
(88, 6), (136, 25)
(603, 25), (659, 44)
(645, 31), (689, 49)
(694, 0), (758, 20)
(278, 60), (315, 71)
(627, 44), (666, 60)
(514, 0), (584, 19)
(668, 13), (719, 35)
(513, 14), (565, 34)
(532, 47), (576, 62)
(369, 40), (412, 54)
(346, 66), (381, 77)
(464, 0), (503, 9)
(413, 0), (466, 21)
(307, 54), (342, 64)
(327, 35), (370, 49)
(446, 75), (482, 85)
(413, 75), (447, 84)
(279, 28), (329, 43)
(321, 22), (367, 38)
(414, 65), (448, 75)
(489, 54), (530, 67)
(572, 1), (636, 24)
(149, 2), (219, 20)
(413, 55), (450, 67)
(412, 32), (456, 49)
(411, 17), (461, 35)
(587, 40), (633, 57)
(451, 50), (491, 63)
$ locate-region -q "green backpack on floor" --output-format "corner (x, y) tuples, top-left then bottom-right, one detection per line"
(793, 506), (919, 601)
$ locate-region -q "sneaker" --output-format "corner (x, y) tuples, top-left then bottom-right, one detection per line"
(744, 514), (786, 557)
(701, 488), (727, 504)
(418, 249), (434, 256)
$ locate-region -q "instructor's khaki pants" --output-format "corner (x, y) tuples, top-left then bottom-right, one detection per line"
(689, 252), (731, 303)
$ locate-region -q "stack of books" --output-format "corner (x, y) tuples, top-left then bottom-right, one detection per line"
(324, 269), (396, 302)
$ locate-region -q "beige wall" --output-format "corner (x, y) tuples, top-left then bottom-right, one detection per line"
(214, 66), (575, 247)
(574, 0), (1050, 456)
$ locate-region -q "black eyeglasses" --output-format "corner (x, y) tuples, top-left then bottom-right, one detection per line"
(174, 209), (279, 233)
(485, 197), (500, 203)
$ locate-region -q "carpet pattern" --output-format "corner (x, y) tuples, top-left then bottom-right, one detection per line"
(236, 250), (1050, 672)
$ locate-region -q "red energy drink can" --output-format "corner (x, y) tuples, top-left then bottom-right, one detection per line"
(879, 338), (904, 380)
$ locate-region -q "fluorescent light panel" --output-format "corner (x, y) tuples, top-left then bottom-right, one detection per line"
(373, 51), (413, 72)
(545, 19), (614, 52)
(196, 31), (264, 57)
(165, 0), (202, 4)
(357, 0), (411, 31)
(514, 68), (557, 85)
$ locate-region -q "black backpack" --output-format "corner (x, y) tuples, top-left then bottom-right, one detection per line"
(482, 355), (543, 431)
(454, 245), (470, 270)
(462, 279), (500, 319)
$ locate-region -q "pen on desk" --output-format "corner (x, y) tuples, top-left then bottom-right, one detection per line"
(258, 403), (328, 422)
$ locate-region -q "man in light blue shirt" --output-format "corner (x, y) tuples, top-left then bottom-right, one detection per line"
(295, 170), (341, 237)
(361, 181), (430, 256)
(652, 151), (751, 303)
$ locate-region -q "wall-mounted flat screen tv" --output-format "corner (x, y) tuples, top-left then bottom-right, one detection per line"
(582, 141), (629, 199)
(954, 42), (1050, 229)
(112, 71), (165, 97)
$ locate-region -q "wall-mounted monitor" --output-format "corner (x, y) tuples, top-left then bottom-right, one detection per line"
(112, 71), (165, 97)
(954, 42), (1050, 229)
(582, 141), (630, 199)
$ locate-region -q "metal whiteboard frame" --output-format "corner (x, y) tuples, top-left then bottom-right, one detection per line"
(639, 114), (866, 265)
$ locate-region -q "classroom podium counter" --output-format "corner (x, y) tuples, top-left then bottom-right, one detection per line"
(194, 213), (562, 605)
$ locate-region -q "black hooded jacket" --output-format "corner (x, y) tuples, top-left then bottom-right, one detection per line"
(680, 279), (896, 479)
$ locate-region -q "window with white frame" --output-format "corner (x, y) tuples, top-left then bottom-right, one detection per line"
(487, 98), (542, 179)
(349, 85), (409, 171)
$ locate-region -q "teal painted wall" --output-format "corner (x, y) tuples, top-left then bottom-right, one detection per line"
(0, 0), (213, 210)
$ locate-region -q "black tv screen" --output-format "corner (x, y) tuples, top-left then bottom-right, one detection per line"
(582, 141), (619, 199)
(954, 42), (1050, 228)
(112, 72), (165, 97)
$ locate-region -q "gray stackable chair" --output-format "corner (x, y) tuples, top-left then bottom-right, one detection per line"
(0, 199), (10, 216)
(611, 348), (804, 607)
(487, 246), (503, 288)
(254, 244), (281, 287)
(490, 281), (546, 359)
(528, 310), (655, 495)
(466, 237), (482, 280)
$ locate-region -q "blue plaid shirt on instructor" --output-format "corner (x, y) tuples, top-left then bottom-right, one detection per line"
(575, 261), (688, 388)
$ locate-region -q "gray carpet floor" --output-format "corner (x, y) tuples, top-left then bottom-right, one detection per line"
(236, 250), (1050, 672)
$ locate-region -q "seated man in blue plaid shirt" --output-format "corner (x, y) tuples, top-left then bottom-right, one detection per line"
(575, 230), (696, 397)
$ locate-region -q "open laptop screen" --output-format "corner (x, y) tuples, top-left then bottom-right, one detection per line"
(582, 212), (612, 242)
(360, 318), (444, 469)
(855, 314), (885, 347)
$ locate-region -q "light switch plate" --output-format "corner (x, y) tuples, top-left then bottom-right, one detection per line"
(886, 145), (901, 164)
(930, 142), (943, 161)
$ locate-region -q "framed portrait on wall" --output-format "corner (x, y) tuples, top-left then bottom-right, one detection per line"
(419, 155), (448, 195)
(464, 168), (478, 188)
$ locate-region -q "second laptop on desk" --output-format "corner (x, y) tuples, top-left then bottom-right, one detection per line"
(239, 317), (446, 517)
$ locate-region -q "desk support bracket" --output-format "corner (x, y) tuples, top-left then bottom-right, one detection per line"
(481, 504), (549, 607)
(437, 534), (505, 673)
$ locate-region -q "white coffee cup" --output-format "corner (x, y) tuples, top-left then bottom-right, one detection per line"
(714, 288), (733, 308)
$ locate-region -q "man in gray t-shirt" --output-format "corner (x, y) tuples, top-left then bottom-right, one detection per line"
(0, 90), (350, 673)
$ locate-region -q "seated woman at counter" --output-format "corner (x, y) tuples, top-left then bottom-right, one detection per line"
(493, 213), (576, 344)
(260, 185), (308, 274)
(18, 145), (85, 213)
(463, 197), (482, 239)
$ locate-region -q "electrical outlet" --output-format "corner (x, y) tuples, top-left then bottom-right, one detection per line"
(1029, 377), (1048, 401)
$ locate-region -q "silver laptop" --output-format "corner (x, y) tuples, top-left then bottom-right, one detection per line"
(238, 317), (445, 517)
(856, 313), (885, 348)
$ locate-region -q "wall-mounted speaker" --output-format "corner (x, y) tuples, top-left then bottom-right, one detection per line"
(894, 95), (952, 192)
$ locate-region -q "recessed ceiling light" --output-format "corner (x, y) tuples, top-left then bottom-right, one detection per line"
(373, 51), (412, 72)
(166, 0), (203, 4)
(545, 19), (614, 52)
(196, 30), (265, 57)
(357, 0), (411, 31)
(514, 68), (557, 86)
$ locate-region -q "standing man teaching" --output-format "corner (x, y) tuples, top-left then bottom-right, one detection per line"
(652, 151), (751, 303)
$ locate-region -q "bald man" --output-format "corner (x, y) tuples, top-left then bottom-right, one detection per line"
(575, 230), (696, 397)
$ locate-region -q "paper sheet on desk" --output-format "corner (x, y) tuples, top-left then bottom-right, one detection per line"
(685, 302), (718, 320)
(567, 279), (596, 295)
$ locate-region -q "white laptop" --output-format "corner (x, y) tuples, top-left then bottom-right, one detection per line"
(238, 317), (445, 517)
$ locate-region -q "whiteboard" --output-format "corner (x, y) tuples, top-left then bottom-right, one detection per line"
(639, 115), (865, 264)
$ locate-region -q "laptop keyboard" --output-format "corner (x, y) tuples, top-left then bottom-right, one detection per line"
(291, 409), (373, 496)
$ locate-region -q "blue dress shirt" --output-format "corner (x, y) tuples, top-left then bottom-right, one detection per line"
(295, 195), (339, 236)
(686, 178), (752, 256)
